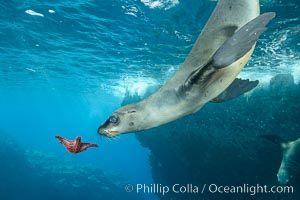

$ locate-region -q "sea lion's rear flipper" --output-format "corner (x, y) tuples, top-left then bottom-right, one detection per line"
(211, 78), (259, 103)
(213, 12), (276, 68)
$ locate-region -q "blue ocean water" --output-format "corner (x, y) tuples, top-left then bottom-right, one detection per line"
(0, 0), (300, 200)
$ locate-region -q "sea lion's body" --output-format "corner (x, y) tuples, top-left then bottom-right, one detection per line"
(129, 0), (260, 127)
(98, 0), (275, 136)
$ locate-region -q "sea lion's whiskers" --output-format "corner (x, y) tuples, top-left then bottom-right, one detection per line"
(97, 135), (105, 143)
(102, 136), (111, 143)
(110, 135), (120, 141)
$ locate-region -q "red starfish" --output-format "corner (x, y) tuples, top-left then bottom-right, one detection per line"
(55, 136), (98, 154)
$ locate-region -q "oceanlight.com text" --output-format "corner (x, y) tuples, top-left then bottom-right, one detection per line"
(124, 183), (294, 196)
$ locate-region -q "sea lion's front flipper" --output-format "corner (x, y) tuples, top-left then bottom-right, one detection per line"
(178, 12), (275, 97)
(213, 12), (276, 68)
(211, 78), (259, 103)
(177, 60), (214, 96)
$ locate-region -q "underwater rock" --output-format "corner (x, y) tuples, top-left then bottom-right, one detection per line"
(0, 135), (32, 199)
(0, 134), (141, 200)
(133, 74), (300, 199)
(121, 85), (160, 106)
(270, 73), (295, 87)
(121, 89), (142, 106)
(24, 149), (141, 200)
(269, 73), (295, 95)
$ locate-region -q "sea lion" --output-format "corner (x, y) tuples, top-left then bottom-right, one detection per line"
(98, 0), (275, 137)
(261, 135), (300, 185)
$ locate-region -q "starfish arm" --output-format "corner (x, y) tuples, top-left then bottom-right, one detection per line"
(55, 135), (64, 143)
(79, 143), (98, 152)
(55, 135), (71, 145)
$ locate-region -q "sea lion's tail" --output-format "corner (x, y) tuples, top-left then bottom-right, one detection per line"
(260, 134), (288, 147)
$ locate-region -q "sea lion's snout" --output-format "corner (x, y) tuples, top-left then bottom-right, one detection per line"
(97, 126), (105, 135)
(98, 106), (141, 137)
(97, 114), (124, 137)
(97, 125), (120, 138)
(97, 126), (109, 137)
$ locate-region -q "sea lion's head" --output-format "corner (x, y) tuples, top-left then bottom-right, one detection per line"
(97, 104), (144, 137)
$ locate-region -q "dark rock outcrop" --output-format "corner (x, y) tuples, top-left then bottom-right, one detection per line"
(122, 73), (300, 199)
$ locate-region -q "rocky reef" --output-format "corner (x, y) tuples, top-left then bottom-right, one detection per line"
(0, 135), (140, 200)
(0, 136), (32, 199)
(121, 74), (300, 199)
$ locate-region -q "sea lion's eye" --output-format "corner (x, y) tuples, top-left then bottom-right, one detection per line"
(109, 115), (119, 124)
